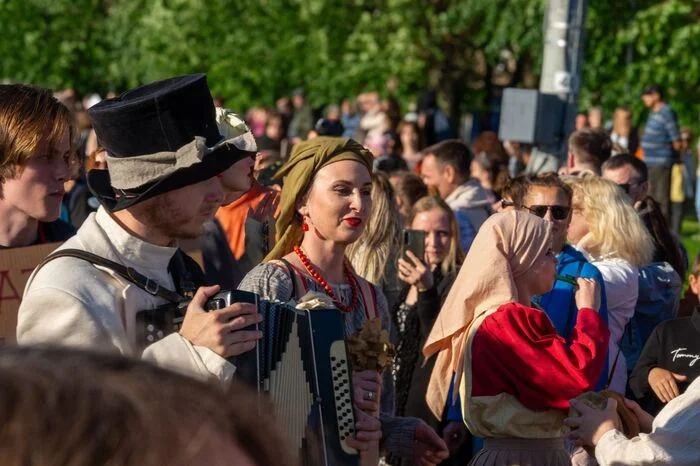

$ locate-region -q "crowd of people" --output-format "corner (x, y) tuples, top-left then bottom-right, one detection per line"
(0, 74), (699, 466)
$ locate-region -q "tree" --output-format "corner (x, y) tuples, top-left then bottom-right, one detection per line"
(581, 0), (700, 128)
(1, 0), (698, 133)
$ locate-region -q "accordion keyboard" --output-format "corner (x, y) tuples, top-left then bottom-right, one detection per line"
(330, 341), (356, 454)
(234, 302), (360, 466)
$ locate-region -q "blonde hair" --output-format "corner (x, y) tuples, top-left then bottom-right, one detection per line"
(406, 196), (464, 276)
(567, 175), (654, 267)
(347, 172), (402, 284)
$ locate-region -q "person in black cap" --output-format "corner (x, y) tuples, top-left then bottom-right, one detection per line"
(641, 84), (681, 220)
(17, 74), (261, 383)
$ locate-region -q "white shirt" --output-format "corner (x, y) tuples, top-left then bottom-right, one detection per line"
(581, 251), (639, 393)
(17, 207), (234, 383)
(595, 377), (700, 465)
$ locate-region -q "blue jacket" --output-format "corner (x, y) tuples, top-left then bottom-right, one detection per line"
(534, 245), (610, 389)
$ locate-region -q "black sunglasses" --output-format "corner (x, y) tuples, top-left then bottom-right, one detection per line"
(523, 205), (571, 220)
(617, 179), (643, 195)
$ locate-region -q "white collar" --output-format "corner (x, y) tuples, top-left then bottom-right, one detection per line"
(92, 207), (178, 272)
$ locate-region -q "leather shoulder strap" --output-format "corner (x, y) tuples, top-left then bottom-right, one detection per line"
(35, 249), (185, 303)
(275, 258), (304, 301)
(356, 277), (379, 320)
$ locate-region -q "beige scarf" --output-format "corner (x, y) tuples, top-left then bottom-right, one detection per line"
(422, 211), (553, 418)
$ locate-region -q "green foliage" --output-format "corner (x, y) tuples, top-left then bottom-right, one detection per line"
(581, 0), (700, 129)
(1, 0), (698, 129)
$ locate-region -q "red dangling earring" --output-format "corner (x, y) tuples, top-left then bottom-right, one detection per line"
(302, 222), (309, 232)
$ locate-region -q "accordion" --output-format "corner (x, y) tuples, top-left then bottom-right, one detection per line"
(233, 295), (360, 466)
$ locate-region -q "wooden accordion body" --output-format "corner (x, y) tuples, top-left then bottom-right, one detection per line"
(233, 298), (360, 466)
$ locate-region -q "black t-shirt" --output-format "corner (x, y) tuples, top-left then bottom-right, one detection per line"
(629, 308), (700, 414)
(39, 219), (76, 244)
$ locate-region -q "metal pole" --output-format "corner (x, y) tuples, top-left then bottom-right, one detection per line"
(539, 0), (588, 157)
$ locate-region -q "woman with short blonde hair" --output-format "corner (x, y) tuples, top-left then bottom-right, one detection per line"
(566, 175), (654, 393)
(567, 175), (654, 267)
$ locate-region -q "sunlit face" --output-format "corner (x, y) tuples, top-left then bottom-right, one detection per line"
(470, 160), (489, 188)
(1, 127), (71, 222)
(420, 154), (451, 198)
(641, 94), (657, 108)
(364, 133), (387, 157)
(266, 117), (283, 139)
(575, 114), (589, 130)
(219, 154), (255, 195)
(522, 186), (571, 253)
(93, 149), (108, 170)
(300, 160), (372, 245)
(689, 273), (700, 300)
(524, 248), (558, 295)
(602, 165), (647, 204)
(135, 176), (224, 240)
(292, 94), (305, 108)
(411, 207), (451, 267)
(680, 132), (691, 151)
(400, 124), (417, 148)
(567, 194), (590, 246)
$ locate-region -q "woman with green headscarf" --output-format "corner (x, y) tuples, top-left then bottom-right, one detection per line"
(239, 137), (448, 465)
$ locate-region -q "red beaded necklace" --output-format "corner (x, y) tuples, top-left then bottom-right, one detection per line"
(293, 245), (358, 313)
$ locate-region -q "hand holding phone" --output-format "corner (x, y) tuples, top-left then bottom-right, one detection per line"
(401, 229), (425, 262)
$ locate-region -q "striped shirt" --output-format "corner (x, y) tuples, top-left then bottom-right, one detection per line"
(641, 103), (680, 167)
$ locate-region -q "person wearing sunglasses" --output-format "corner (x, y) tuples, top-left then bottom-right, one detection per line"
(602, 154), (686, 279)
(517, 176), (613, 466)
(515, 175), (611, 389)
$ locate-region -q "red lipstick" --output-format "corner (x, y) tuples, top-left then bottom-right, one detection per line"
(344, 218), (362, 228)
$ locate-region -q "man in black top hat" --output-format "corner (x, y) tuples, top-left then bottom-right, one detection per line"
(17, 74), (262, 383)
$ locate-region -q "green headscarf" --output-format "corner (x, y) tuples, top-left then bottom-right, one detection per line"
(265, 137), (373, 261)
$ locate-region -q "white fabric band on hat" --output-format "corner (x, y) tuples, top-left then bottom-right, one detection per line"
(105, 137), (208, 190)
(105, 135), (250, 190)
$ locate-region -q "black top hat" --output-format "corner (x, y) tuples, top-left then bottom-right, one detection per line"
(87, 74), (253, 211)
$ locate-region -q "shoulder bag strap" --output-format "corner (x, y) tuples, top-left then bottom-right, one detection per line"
(276, 258), (301, 301)
(607, 347), (623, 389)
(355, 277), (379, 320)
(35, 249), (186, 303)
(564, 260), (587, 343)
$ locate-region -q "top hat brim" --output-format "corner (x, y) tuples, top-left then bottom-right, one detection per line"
(87, 144), (254, 212)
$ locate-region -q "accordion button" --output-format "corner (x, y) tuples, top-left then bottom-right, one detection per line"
(147, 324), (155, 332)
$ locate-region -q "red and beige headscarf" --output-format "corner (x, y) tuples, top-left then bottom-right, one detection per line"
(423, 210), (553, 417)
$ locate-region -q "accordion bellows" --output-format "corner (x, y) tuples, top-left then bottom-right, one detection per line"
(233, 299), (360, 466)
